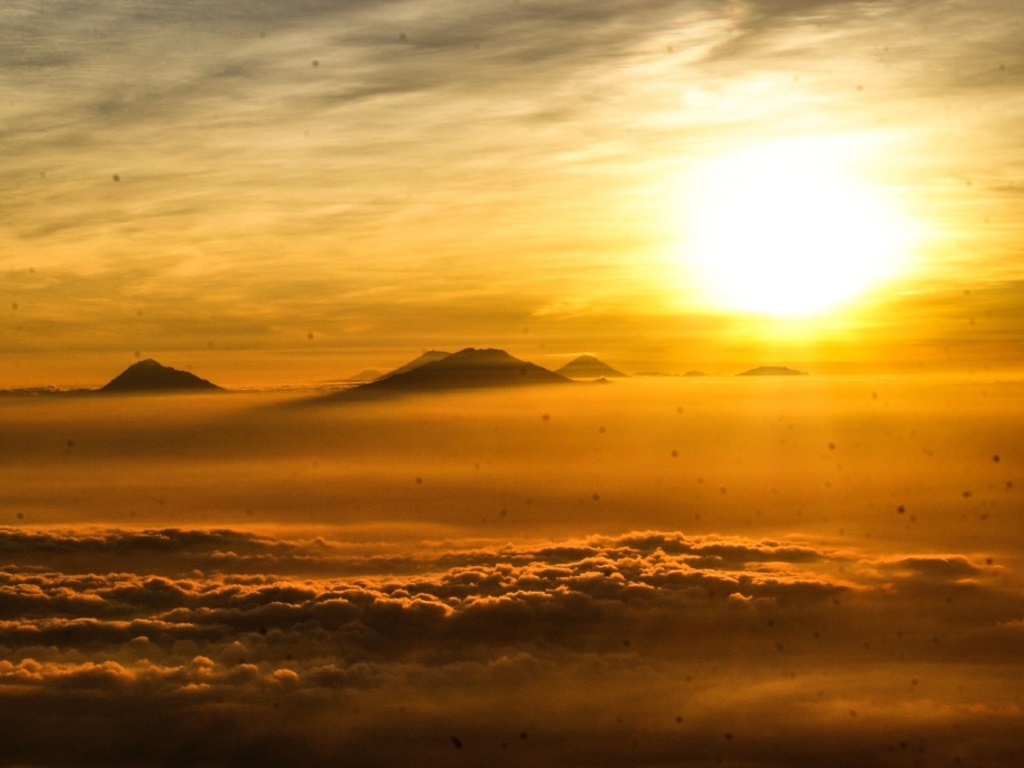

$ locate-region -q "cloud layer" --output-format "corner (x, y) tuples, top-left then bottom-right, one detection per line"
(2, 525), (1022, 765)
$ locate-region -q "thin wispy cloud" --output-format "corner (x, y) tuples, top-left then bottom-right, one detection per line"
(3, 1), (1023, 378)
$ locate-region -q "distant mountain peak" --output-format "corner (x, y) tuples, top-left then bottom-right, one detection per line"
(380, 350), (451, 379)
(736, 366), (808, 377)
(555, 354), (628, 379)
(325, 347), (570, 399)
(447, 347), (518, 362)
(127, 359), (163, 371)
(100, 359), (221, 392)
(346, 369), (384, 383)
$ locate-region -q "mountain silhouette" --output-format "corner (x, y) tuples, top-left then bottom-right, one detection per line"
(324, 348), (570, 399)
(555, 355), (627, 380)
(736, 366), (808, 377)
(99, 359), (222, 392)
(379, 350), (451, 379)
(346, 369), (384, 383)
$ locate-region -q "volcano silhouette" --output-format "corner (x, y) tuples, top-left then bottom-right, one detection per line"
(555, 354), (627, 380)
(326, 348), (570, 399)
(378, 350), (451, 380)
(736, 366), (808, 377)
(99, 359), (222, 392)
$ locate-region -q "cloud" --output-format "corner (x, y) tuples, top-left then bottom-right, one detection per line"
(1, 525), (1023, 764)
(3, 1), (1024, 370)
(0, 525), (1017, 662)
(879, 554), (981, 581)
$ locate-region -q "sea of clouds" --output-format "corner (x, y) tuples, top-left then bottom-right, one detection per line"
(3, 525), (1022, 766)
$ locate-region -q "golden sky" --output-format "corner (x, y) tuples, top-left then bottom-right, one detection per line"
(3, 0), (1023, 386)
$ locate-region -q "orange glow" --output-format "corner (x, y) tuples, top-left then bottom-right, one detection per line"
(3, 1), (1024, 761)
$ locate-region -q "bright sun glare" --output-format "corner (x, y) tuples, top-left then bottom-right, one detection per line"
(684, 140), (912, 317)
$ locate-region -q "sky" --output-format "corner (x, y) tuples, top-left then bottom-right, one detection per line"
(3, 0), (1024, 387)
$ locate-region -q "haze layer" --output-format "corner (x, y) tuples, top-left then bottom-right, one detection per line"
(2, 377), (1022, 766)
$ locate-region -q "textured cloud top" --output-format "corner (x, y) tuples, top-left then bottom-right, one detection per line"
(2, 526), (1022, 766)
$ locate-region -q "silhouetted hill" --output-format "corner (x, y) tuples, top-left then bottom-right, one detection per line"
(99, 359), (222, 392)
(325, 348), (570, 399)
(381, 350), (451, 379)
(736, 366), (808, 377)
(347, 369), (384, 383)
(555, 355), (627, 380)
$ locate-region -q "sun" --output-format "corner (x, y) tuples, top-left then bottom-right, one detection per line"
(682, 140), (911, 317)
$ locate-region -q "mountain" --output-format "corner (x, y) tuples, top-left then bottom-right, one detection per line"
(327, 348), (570, 398)
(99, 359), (222, 392)
(380, 350), (451, 379)
(736, 366), (808, 377)
(555, 355), (628, 380)
(347, 369), (384, 383)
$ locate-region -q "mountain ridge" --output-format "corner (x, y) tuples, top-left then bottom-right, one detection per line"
(99, 359), (222, 392)
(556, 354), (628, 380)
(321, 347), (571, 400)
(378, 350), (451, 380)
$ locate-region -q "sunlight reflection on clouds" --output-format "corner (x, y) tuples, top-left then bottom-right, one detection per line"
(2, 526), (1022, 765)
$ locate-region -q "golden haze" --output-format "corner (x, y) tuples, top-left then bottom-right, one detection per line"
(3, 1), (1024, 765)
